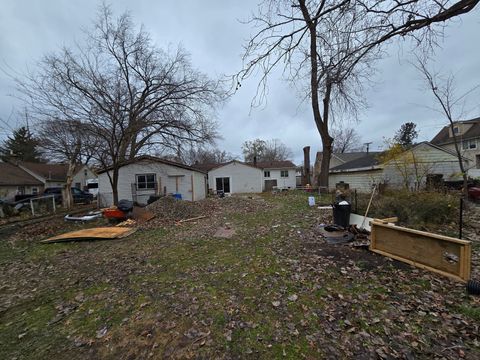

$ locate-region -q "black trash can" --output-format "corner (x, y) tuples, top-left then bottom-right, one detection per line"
(333, 201), (351, 228)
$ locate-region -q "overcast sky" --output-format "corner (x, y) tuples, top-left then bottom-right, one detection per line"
(1, 1), (479, 164)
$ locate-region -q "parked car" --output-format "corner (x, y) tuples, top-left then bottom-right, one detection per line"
(43, 187), (94, 204)
(468, 187), (480, 201)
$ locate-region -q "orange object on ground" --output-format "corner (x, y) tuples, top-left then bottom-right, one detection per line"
(102, 208), (127, 219)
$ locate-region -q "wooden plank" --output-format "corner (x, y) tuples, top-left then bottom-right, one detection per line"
(41, 227), (136, 243)
(376, 217), (398, 224)
(370, 221), (471, 282)
(370, 248), (467, 282)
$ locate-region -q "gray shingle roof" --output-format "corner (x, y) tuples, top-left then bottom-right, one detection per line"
(431, 117), (480, 145)
(0, 162), (43, 186)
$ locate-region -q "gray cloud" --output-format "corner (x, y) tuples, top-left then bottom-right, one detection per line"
(1, 1), (479, 164)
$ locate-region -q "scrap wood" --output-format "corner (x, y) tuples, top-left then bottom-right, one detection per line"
(360, 184), (376, 230)
(370, 221), (472, 282)
(41, 227), (137, 243)
(116, 219), (136, 227)
(175, 215), (207, 225)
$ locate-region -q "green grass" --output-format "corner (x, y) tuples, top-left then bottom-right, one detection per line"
(0, 191), (478, 359)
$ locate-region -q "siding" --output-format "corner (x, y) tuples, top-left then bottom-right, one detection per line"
(262, 168), (296, 190)
(329, 143), (466, 192)
(208, 162), (262, 193)
(98, 160), (206, 206)
(329, 170), (384, 192)
(0, 185), (44, 200)
(383, 143), (464, 188)
(72, 166), (97, 189)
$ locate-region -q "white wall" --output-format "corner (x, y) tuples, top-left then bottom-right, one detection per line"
(329, 170), (384, 192)
(262, 168), (296, 190)
(98, 159), (206, 206)
(383, 143), (465, 188)
(329, 144), (467, 192)
(208, 161), (262, 193)
(72, 166), (97, 189)
(0, 185), (44, 200)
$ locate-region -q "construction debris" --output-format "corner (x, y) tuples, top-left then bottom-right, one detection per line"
(370, 220), (472, 282)
(41, 227), (137, 243)
(116, 219), (137, 227)
(64, 211), (103, 222)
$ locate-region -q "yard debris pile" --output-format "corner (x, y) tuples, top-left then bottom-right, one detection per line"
(142, 195), (273, 228)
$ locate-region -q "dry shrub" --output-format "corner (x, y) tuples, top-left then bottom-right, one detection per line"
(356, 190), (459, 227)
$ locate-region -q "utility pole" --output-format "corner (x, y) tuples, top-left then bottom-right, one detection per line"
(364, 142), (372, 154)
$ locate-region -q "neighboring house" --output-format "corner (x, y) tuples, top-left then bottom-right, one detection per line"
(18, 162), (97, 189)
(254, 160), (297, 191)
(200, 160), (297, 194)
(313, 151), (376, 185)
(97, 155), (207, 206)
(0, 162), (44, 200)
(329, 142), (467, 192)
(430, 117), (480, 177)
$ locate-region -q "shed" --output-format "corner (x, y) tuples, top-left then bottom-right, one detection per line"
(207, 161), (262, 194)
(97, 156), (207, 206)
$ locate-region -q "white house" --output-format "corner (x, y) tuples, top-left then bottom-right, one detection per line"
(200, 160), (297, 194)
(0, 162), (44, 200)
(18, 161), (97, 190)
(97, 155), (207, 206)
(430, 117), (480, 178)
(329, 142), (468, 192)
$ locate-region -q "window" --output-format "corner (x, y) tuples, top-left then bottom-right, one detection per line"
(453, 126), (459, 134)
(215, 177), (230, 193)
(280, 170), (289, 178)
(32, 187), (38, 195)
(75, 182), (81, 189)
(17, 186), (25, 195)
(136, 173), (156, 190)
(264, 170), (270, 178)
(462, 139), (477, 150)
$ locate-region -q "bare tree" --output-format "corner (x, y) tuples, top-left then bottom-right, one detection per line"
(179, 145), (236, 165)
(263, 139), (293, 162)
(242, 138), (292, 162)
(14, 6), (222, 204)
(236, 0), (479, 187)
(414, 58), (478, 198)
(331, 126), (362, 153)
(37, 119), (98, 209)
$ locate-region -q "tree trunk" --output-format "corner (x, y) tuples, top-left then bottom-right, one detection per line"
(303, 146), (311, 185)
(318, 137), (333, 188)
(63, 160), (76, 209)
(299, 2), (335, 189)
(112, 166), (119, 205)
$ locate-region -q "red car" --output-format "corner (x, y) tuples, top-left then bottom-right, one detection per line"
(468, 187), (480, 201)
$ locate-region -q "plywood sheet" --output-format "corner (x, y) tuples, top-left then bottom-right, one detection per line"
(370, 222), (471, 282)
(42, 227), (136, 243)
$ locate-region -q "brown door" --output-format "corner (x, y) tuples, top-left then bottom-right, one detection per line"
(264, 179), (277, 191)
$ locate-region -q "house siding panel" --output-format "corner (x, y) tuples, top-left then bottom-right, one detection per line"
(98, 160), (205, 206)
(329, 171), (384, 192)
(208, 162), (262, 194)
(262, 169), (296, 190)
